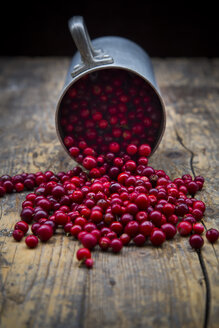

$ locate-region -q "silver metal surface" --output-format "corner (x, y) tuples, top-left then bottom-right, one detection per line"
(56, 16), (166, 157)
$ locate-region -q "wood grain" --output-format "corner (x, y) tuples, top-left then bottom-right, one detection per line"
(0, 58), (218, 328)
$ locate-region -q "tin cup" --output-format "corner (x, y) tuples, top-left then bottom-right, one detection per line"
(56, 16), (166, 161)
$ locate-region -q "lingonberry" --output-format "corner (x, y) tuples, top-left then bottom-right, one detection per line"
(192, 209), (203, 221)
(120, 233), (131, 245)
(83, 156), (97, 170)
(37, 224), (53, 242)
(135, 193), (149, 210)
(31, 222), (41, 235)
(133, 234), (146, 246)
(20, 207), (34, 224)
(189, 234), (204, 249)
(177, 221), (193, 236)
(138, 144), (151, 157)
(149, 210), (162, 227)
(99, 237), (111, 250)
(161, 223), (177, 239)
(110, 238), (123, 253)
(150, 229), (166, 246)
(124, 221), (139, 237)
(25, 235), (39, 248)
(192, 223), (204, 234)
(126, 144), (138, 156)
(70, 225), (82, 237)
(91, 229), (101, 241)
(54, 212), (68, 226)
(206, 229), (219, 243)
(85, 258), (94, 269)
(14, 221), (29, 234)
(76, 247), (91, 261)
(81, 233), (97, 250)
(13, 229), (24, 241)
(139, 221), (154, 237)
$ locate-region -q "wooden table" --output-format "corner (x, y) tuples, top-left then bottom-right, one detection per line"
(0, 58), (218, 328)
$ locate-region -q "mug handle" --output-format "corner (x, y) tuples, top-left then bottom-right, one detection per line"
(68, 16), (114, 77)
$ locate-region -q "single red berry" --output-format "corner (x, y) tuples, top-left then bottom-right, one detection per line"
(124, 221), (139, 237)
(189, 234), (204, 249)
(37, 224), (53, 242)
(133, 234), (146, 246)
(110, 222), (123, 235)
(149, 210), (162, 227)
(25, 235), (39, 248)
(81, 233), (97, 250)
(64, 222), (73, 233)
(99, 237), (111, 251)
(109, 142), (120, 153)
(193, 223), (204, 234)
(76, 247), (91, 261)
(120, 233), (131, 245)
(83, 156), (97, 170)
(150, 229), (166, 246)
(12, 229), (24, 241)
(206, 229), (219, 243)
(138, 144), (151, 157)
(161, 223), (177, 239)
(139, 221), (154, 237)
(177, 221), (193, 236)
(14, 221), (29, 234)
(126, 144), (138, 156)
(110, 238), (123, 253)
(70, 225), (82, 237)
(90, 210), (103, 223)
(55, 212), (68, 226)
(15, 182), (24, 192)
(85, 258), (94, 269)
(135, 193), (149, 210)
(20, 207), (34, 224)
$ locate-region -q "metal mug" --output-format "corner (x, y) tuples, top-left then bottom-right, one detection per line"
(56, 16), (166, 159)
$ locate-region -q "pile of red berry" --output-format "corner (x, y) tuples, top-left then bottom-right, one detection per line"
(1, 69), (218, 269)
(1, 142), (218, 269)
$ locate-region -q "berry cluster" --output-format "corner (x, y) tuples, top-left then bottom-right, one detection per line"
(58, 69), (164, 172)
(1, 143), (217, 269)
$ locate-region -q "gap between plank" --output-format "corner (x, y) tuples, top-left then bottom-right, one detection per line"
(175, 129), (211, 328)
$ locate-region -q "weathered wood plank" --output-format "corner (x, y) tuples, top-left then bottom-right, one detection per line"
(0, 58), (218, 328)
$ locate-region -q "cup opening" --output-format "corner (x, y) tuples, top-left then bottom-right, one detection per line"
(56, 67), (165, 164)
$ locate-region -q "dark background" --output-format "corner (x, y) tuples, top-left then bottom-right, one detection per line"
(1, 1), (218, 57)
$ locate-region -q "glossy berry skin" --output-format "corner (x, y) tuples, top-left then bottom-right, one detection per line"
(192, 223), (204, 235)
(14, 221), (29, 234)
(139, 221), (154, 237)
(135, 193), (149, 210)
(85, 258), (94, 269)
(177, 221), (193, 236)
(189, 234), (204, 249)
(55, 212), (68, 226)
(25, 235), (39, 248)
(133, 234), (146, 246)
(37, 224), (53, 242)
(161, 223), (177, 240)
(76, 247), (91, 261)
(81, 233), (97, 250)
(149, 211), (162, 227)
(99, 237), (111, 251)
(206, 229), (219, 243)
(124, 221), (139, 237)
(110, 238), (123, 253)
(120, 233), (131, 246)
(13, 229), (24, 241)
(150, 229), (166, 246)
